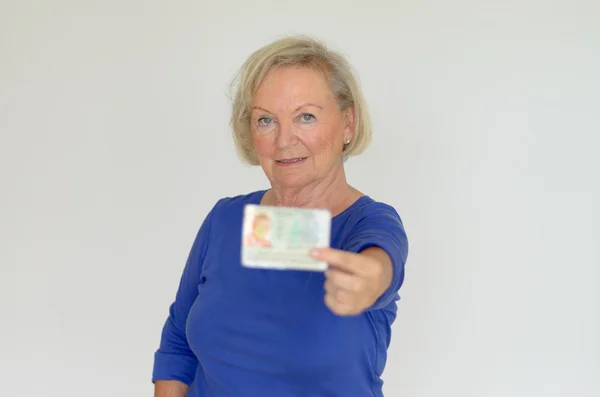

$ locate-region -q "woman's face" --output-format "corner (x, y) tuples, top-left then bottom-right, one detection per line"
(253, 217), (270, 239)
(250, 66), (354, 190)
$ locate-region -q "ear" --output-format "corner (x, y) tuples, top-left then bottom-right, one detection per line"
(343, 106), (356, 142)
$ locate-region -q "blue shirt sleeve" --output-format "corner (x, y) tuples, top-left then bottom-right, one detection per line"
(152, 202), (218, 385)
(342, 203), (409, 311)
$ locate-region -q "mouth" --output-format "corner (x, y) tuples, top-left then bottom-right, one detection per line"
(275, 157), (308, 166)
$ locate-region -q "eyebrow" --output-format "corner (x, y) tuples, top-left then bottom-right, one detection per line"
(251, 103), (323, 113)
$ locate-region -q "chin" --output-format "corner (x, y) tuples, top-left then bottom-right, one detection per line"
(271, 174), (312, 189)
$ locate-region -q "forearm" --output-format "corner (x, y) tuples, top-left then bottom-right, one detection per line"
(360, 246), (394, 297)
(154, 380), (189, 397)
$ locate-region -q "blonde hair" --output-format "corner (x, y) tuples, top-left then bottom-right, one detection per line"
(230, 35), (372, 165)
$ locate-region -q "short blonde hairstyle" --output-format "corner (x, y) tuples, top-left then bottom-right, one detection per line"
(230, 35), (372, 165)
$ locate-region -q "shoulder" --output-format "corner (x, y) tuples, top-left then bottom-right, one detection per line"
(207, 189), (266, 217)
(339, 195), (408, 256)
(347, 196), (406, 229)
(195, 190), (266, 246)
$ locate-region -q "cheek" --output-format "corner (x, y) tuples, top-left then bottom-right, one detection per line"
(252, 133), (275, 156)
(304, 127), (339, 155)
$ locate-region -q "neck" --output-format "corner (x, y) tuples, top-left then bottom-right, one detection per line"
(264, 162), (357, 216)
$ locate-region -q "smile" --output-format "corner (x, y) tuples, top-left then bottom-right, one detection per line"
(275, 157), (307, 166)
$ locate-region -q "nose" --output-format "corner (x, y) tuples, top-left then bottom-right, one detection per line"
(275, 120), (298, 149)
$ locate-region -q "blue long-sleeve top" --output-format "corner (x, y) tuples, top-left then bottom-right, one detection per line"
(153, 190), (409, 397)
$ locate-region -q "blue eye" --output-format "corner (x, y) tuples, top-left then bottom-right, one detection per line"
(300, 114), (315, 122)
(258, 117), (273, 126)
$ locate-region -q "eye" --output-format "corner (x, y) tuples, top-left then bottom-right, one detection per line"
(258, 117), (273, 126)
(299, 113), (315, 123)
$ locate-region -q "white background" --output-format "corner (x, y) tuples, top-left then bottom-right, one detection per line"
(2, 1), (599, 396)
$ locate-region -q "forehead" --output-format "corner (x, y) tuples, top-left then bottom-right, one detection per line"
(252, 66), (333, 106)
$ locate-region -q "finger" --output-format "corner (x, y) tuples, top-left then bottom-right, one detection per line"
(326, 268), (363, 293)
(325, 283), (346, 303)
(325, 291), (362, 316)
(325, 279), (358, 309)
(324, 292), (354, 316)
(324, 280), (345, 304)
(324, 277), (335, 294)
(312, 248), (364, 275)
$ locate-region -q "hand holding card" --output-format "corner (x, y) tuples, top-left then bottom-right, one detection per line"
(310, 247), (394, 316)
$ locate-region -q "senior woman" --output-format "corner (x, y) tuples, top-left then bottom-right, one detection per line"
(152, 36), (409, 397)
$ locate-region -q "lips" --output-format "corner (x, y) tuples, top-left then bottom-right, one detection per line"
(275, 157), (307, 166)
(276, 158), (306, 163)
